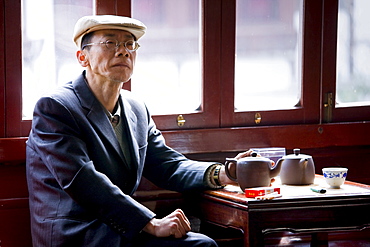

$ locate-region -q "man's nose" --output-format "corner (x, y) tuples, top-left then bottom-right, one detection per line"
(115, 43), (130, 57)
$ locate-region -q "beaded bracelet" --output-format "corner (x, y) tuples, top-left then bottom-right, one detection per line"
(205, 164), (224, 189)
(213, 165), (225, 187)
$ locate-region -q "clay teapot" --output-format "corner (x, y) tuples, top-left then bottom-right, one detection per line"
(279, 148), (315, 185)
(225, 155), (283, 190)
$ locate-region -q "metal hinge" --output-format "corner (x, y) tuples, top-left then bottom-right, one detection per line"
(323, 92), (333, 123)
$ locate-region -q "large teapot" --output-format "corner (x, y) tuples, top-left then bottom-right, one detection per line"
(225, 155), (283, 190)
(279, 148), (315, 185)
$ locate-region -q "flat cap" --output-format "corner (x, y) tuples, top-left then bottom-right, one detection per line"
(73, 15), (146, 48)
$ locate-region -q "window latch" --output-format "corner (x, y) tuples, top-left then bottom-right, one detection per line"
(177, 115), (186, 127)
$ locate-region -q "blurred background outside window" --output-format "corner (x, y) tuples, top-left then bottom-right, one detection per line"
(337, 0), (370, 106)
(22, 0), (93, 119)
(22, 0), (369, 119)
(131, 0), (201, 115)
(234, 0), (303, 111)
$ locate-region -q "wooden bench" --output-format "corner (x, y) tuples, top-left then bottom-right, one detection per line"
(0, 163), (31, 247)
(0, 138), (190, 247)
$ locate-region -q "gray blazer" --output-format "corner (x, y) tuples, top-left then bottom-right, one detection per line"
(26, 72), (213, 247)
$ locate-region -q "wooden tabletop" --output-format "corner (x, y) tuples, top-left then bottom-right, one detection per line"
(199, 175), (370, 246)
(202, 175), (370, 207)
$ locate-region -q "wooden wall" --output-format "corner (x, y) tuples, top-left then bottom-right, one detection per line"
(165, 122), (370, 185)
(0, 121), (370, 246)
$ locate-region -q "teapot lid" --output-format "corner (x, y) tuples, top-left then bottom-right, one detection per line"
(284, 148), (312, 159)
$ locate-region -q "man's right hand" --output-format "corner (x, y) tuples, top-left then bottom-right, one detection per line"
(142, 209), (191, 238)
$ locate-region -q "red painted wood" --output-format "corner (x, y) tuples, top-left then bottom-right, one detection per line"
(219, 0), (236, 127)
(4, 0), (23, 137)
(321, 0), (338, 123)
(95, 0), (131, 16)
(0, 163), (28, 199)
(300, 0), (323, 123)
(162, 122), (370, 154)
(116, 0), (131, 17)
(0, 137), (27, 163)
(198, 176), (370, 246)
(0, 198), (32, 247)
(0, 0), (5, 137)
(95, 0), (117, 15)
(0, 122), (369, 162)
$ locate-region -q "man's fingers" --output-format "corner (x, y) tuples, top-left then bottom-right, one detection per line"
(174, 209), (191, 231)
(143, 209), (192, 238)
(235, 149), (254, 159)
(172, 209), (191, 236)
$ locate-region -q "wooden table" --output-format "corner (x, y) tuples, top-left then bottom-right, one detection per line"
(198, 175), (370, 246)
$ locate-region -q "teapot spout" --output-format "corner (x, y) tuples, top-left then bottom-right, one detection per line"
(270, 158), (284, 177)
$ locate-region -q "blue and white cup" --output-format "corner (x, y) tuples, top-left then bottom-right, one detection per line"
(322, 167), (348, 188)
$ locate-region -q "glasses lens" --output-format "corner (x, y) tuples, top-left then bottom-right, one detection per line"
(126, 41), (139, 51)
(105, 40), (118, 50)
(103, 40), (139, 51)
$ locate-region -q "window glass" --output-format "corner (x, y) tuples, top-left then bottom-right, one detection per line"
(337, 0), (370, 106)
(131, 0), (201, 115)
(22, 0), (93, 119)
(234, 0), (303, 111)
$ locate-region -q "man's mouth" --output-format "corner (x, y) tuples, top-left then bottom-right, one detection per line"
(112, 63), (130, 68)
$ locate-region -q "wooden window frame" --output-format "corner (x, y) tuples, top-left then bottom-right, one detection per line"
(321, 0), (370, 123)
(1, 0), (370, 140)
(220, 0), (322, 128)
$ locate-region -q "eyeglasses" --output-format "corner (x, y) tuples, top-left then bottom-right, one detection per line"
(82, 39), (140, 52)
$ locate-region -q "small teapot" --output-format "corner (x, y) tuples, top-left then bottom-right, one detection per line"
(279, 148), (315, 185)
(225, 155), (283, 190)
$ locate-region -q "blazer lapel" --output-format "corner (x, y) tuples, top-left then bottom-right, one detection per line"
(73, 74), (126, 164)
(121, 96), (140, 173)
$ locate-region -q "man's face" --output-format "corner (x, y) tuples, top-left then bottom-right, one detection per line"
(81, 29), (137, 84)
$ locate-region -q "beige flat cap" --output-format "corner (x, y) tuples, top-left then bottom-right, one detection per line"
(73, 15), (146, 48)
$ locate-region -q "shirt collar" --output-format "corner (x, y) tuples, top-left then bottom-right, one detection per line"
(105, 98), (122, 121)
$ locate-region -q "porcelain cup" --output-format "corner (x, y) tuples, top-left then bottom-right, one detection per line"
(322, 167), (348, 188)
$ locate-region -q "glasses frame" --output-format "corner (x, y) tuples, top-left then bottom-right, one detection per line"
(82, 39), (140, 52)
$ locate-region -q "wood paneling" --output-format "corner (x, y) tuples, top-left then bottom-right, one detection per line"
(0, 198), (32, 247)
(3, 122), (369, 183)
(0, 0), (5, 137)
(0, 137), (27, 164)
(95, 0), (131, 16)
(163, 122), (370, 154)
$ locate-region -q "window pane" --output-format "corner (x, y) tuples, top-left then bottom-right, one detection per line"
(22, 0), (93, 119)
(132, 0), (201, 115)
(337, 0), (370, 105)
(235, 0), (303, 111)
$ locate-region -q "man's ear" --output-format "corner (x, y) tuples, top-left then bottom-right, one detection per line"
(77, 50), (89, 67)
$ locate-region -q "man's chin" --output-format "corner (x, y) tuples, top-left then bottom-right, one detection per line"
(109, 76), (131, 84)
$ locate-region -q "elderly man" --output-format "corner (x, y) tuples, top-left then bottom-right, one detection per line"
(26, 15), (252, 247)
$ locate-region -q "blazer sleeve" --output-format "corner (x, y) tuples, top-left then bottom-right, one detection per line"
(27, 95), (155, 241)
(142, 113), (215, 192)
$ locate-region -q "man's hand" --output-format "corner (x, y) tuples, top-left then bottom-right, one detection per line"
(219, 149), (276, 186)
(143, 209), (191, 238)
(218, 150), (255, 186)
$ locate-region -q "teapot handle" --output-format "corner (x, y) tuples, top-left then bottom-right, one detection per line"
(225, 158), (238, 182)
